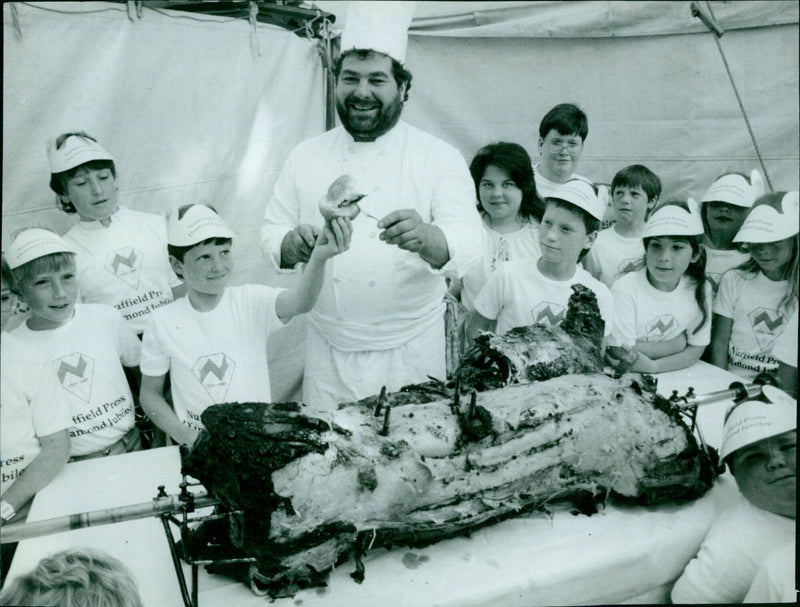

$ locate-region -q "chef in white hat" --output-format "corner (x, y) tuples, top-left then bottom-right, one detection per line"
(671, 386), (795, 604)
(261, 2), (483, 413)
(606, 199), (713, 374)
(700, 170), (765, 290)
(469, 178), (614, 341)
(710, 191), (799, 382)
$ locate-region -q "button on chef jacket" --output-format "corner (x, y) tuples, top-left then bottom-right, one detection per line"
(261, 120), (484, 351)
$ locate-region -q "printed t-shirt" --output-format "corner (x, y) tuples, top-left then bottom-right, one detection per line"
(140, 284), (286, 433)
(10, 304), (140, 456)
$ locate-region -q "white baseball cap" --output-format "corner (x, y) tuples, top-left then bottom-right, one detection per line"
(701, 170), (765, 208)
(719, 385), (797, 464)
(340, 1), (416, 64)
(733, 191), (800, 244)
(549, 179), (606, 221)
(47, 133), (114, 174)
(167, 204), (234, 247)
(642, 198), (704, 238)
(5, 228), (77, 269)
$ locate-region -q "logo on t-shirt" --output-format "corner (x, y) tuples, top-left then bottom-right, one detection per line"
(645, 315), (678, 340)
(192, 353), (235, 402)
(104, 247), (142, 289)
(531, 302), (565, 327)
(748, 307), (785, 349)
(56, 352), (94, 403)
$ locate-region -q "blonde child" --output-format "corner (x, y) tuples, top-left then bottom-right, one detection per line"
(710, 191), (798, 380)
(583, 164), (661, 287)
(607, 200), (712, 374)
(49, 132), (183, 335)
(6, 229), (142, 461)
(468, 180), (613, 342)
(700, 170), (765, 292)
(140, 205), (351, 445)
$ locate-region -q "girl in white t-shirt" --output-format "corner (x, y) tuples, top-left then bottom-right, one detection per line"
(711, 191), (799, 381)
(457, 142), (545, 310)
(607, 200), (712, 374)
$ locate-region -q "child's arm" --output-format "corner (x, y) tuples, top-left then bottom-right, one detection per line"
(275, 218), (352, 321)
(634, 333), (688, 359)
(465, 309), (496, 346)
(629, 344), (705, 374)
(140, 373), (198, 445)
(709, 313), (733, 369)
(0, 429), (70, 517)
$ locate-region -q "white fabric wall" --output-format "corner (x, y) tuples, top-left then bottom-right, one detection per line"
(399, 6), (799, 198)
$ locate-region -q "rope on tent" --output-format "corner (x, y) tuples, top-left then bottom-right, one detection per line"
(249, 1), (262, 58)
(10, 3), (22, 39)
(691, 1), (774, 193)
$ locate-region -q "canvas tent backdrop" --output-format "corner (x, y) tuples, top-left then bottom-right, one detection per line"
(3, 1), (799, 399)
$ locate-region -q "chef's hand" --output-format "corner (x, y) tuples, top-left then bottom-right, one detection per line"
(280, 224), (322, 268)
(378, 210), (450, 269)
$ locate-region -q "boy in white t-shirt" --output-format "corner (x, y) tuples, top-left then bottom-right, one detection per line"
(140, 204), (351, 445)
(672, 387), (795, 604)
(0, 256), (70, 529)
(583, 164), (661, 287)
(469, 180), (613, 342)
(6, 229), (142, 461)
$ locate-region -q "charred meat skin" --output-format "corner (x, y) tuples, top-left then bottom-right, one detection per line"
(183, 374), (719, 598)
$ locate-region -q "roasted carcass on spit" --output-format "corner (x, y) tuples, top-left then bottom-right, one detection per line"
(183, 374), (719, 597)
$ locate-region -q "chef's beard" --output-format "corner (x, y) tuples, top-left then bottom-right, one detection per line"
(337, 93), (404, 142)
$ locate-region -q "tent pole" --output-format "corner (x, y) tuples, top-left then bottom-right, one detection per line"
(691, 1), (774, 192)
(320, 17), (337, 132)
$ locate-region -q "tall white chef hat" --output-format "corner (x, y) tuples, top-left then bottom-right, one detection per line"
(701, 170), (765, 208)
(719, 385), (797, 464)
(4, 227), (77, 270)
(642, 199), (704, 238)
(47, 132), (114, 175)
(167, 204), (234, 247)
(340, 1), (416, 63)
(733, 191), (800, 244)
(548, 179), (606, 221)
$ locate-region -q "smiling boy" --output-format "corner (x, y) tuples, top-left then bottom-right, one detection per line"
(584, 165), (661, 287)
(140, 204), (351, 445)
(468, 179), (613, 342)
(7, 228), (142, 460)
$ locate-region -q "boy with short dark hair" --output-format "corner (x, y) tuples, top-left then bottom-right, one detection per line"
(584, 164), (662, 287)
(140, 204), (351, 445)
(468, 180), (613, 342)
(7, 228), (142, 461)
(534, 104), (590, 201)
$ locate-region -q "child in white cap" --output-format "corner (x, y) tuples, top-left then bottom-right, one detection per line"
(468, 179), (613, 342)
(6, 228), (143, 461)
(140, 204), (351, 445)
(700, 171), (765, 292)
(671, 386), (795, 603)
(710, 191), (799, 381)
(49, 132), (183, 336)
(0, 255), (70, 525)
(606, 199), (713, 373)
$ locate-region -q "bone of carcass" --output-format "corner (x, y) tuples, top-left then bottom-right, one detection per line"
(182, 373), (719, 597)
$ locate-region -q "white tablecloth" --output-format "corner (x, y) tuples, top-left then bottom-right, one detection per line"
(4, 362), (747, 606)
